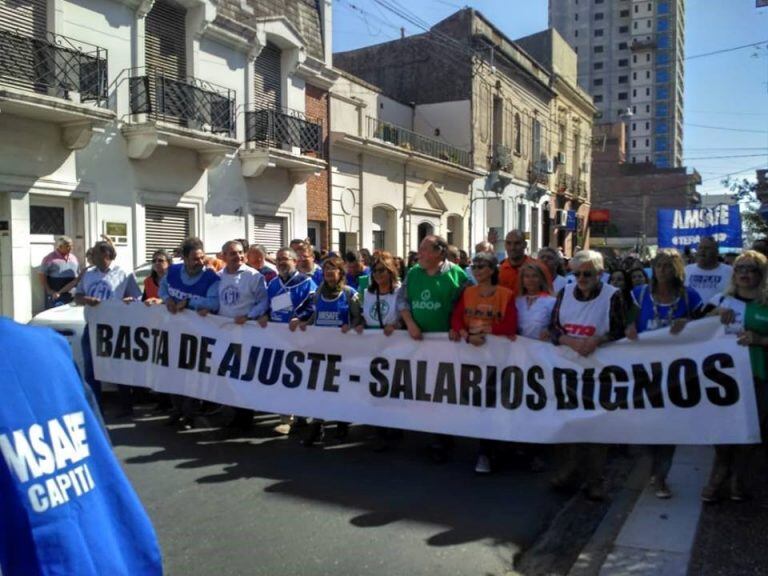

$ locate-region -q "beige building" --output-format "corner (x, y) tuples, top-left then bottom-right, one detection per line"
(328, 71), (481, 257)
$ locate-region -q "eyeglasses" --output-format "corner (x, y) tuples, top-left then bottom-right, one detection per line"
(735, 265), (761, 274)
(573, 270), (595, 278)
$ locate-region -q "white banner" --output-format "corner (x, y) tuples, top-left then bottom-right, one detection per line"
(88, 303), (761, 444)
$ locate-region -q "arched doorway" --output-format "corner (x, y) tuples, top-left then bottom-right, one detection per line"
(446, 214), (463, 249)
(417, 222), (434, 245)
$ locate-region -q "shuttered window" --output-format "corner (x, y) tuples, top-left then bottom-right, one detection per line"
(252, 215), (285, 256)
(145, 0), (186, 80)
(253, 42), (281, 109)
(0, 0), (47, 38)
(145, 205), (191, 261)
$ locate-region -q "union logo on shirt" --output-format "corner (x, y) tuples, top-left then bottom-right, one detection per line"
(563, 323), (596, 337)
(88, 280), (113, 301)
(221, 285), (241, 306)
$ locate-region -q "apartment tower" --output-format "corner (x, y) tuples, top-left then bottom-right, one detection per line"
(549, 0), (684, 168)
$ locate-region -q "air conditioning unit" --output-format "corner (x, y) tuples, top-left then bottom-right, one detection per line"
(581, 161), (590, 174)
(554, 209), (568, 227)
(557, 152), (567, 165)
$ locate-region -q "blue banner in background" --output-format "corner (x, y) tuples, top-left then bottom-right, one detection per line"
(566, 210), (577, 231)
(657, 205), (742, 249)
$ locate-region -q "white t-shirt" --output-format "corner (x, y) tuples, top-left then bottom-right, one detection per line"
(516, 295), (556, 339)
(218, 265), (268, 319)
(360, 287), (401, 328)
(76, 265), (141, 301)
(685, 263), (732, 305)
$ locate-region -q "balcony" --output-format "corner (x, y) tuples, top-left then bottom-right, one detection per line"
(367, 117), (472, 169)
(489, 144), (513, 173)
(0, 29), (114, 149)
(239, 107), (326, 181)
(119, 67), (238, 168)
(528, 161), (550, 186)
(631, 37), (657, 51)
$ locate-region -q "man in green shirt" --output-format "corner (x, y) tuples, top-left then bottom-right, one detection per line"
(396, 235), (468, 462)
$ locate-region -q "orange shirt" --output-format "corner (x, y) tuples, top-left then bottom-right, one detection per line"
(498, 255), (536, 297)
(451, 285), (516, 336)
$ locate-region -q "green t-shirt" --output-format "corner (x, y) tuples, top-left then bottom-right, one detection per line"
(405, 263), (467, 332)
(745, 300), (768, 380)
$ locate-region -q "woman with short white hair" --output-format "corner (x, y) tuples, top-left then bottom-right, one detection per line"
(548, 249), (627, 501)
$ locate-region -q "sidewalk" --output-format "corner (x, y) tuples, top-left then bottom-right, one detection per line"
(570, 445), (768, 576)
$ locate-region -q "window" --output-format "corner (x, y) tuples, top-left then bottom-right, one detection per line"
(618, 75), (628, 83)
(656, 103), (668, 117)
(646, 54), (651, 62)
(656, 121), (668, 134)
(618, 42), (628, 50)
(575, 13), (579, 20)
(632, 72), (637, 80)
(646, 70), (651, 79)
(618, 58), (629, 66)
(658, 1), (669, 14)
(645, 138), (650, 146)
(532, 118), (542, 161)
(647, 20), (652, 28)
(632, 139), (636, 147)
(657, 86), (669, 99)
(658, 18), (669, 31)
(575, 30), (579, 37)
(619, 25), (629, 33)
(595, 0), (604, 3)
(645, 104), (650, 112)
(594, 12), (604, 20)
(594, 61), (604, 70)
(648, 2), (652, 11)
(657, 69), (669, 82)
(618, 92), (628, 100)
(594, 45), (604, 53)
(656, 156), (669, 168)
(646, 87), (650, 96)
(655, 137), (668, 151)
(634, 4), (639, 12)
(593, 78), (604, 86)
(30, 206), (65, 235)
(632, 89), (637, 97)
(645, 121), (650, 129)
(657, 51), (669, 65)
(514, 113), (522, 154)
(632, 105), (637, 113)
(633, 21), (638, 30)
(620, 9), (630, 17)
(594, 94), (603, 103)
(594, 29), (604, 37)
(657, 34), (669, 48)
(633, 54), (637, 63)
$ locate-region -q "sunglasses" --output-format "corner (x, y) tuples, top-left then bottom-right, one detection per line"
(735, 265), (761, 274)
(573, 270), (595, 278)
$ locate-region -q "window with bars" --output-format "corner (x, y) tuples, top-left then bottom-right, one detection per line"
(30, 206), (65, 235)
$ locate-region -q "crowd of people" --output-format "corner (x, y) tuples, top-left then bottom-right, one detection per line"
(47, 229), (768, 505)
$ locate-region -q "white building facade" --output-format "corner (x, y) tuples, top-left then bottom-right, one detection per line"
(0, 0), (336, 321)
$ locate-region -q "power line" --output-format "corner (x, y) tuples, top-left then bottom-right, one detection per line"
(684, 147), (768, 151)
(682, 153), (768, 161)
(686, 39), (768, 61)
(685, 123), (768, 134)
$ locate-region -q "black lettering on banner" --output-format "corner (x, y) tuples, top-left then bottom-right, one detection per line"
(152, 329), (169, 366)
(526, 366), (547, 410)
(95, 324), (113, 357)
(500, 366), (524, 410)
(258, 348), (284, 385)
(433, 362), (458, 405)
(581, 368), (596, 410)
(282, 351), (305, 388)
(415, 360), (432, 402)
(485, 365), (498, 408)
(702, 353), (740, 406)
(554, 368), (579, 410)
(198, 337), (215, 374)
(306, 353), (325, 390)
(133, 327), (150, 362)
(390, 359), (415, 400)
(668, 358), (701, 408)
(459, 364), (482, 407)
(323, 355), (341, 393)
(218, 343), (242, 378)
(240, 347), (261, 381)
(632, 362), (665, 408)
(178, 334), (198, 370)
(114, 326), (132, 360)
(369, 357), (390, 398)
(599, 366), (630, 411)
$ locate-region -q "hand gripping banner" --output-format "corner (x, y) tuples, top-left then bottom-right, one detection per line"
(89, 303), (761, 444)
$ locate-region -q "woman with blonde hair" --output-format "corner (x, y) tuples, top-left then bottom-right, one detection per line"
(629, 248), (703, 499)
(516, 260), (555, 340)
(702, 250), (768, 502)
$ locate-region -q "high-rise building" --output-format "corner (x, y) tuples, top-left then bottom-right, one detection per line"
(549, 0), (684, 168)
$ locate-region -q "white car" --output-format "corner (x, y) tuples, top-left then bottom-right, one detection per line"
(28, 263), (152, 381)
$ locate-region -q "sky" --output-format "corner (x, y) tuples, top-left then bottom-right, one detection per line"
(332, 0), (768, 198)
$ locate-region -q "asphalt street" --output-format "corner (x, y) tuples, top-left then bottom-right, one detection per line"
(106, 402), (584, 576)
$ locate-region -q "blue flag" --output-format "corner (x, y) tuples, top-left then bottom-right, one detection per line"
(0, 318), (163, 576)
(657, 205), (742, 249)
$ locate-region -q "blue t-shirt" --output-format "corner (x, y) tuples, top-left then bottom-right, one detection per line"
(632, 285), (703, 333)
(267, 271), (317, 323)
(0, 318), (162, 576)
(314, 286), (356, 327)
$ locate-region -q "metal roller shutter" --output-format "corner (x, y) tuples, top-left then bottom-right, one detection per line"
(145, 0), (186, 80)
(252, 215), (285, 256)
(253, 42), (281, 109)
(0, 0), (47, 37)
(145, 205), (190, 261)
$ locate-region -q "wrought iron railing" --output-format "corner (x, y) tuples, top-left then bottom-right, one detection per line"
(245, 108), (323, 158)
(528, 161), (550, 185)
(0, 29), (108, 106)
(125, 68), (235, 137)
(367, 116), (471, 168)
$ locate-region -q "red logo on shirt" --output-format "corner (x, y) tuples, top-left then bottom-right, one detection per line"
(563, 324), (596, 337)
